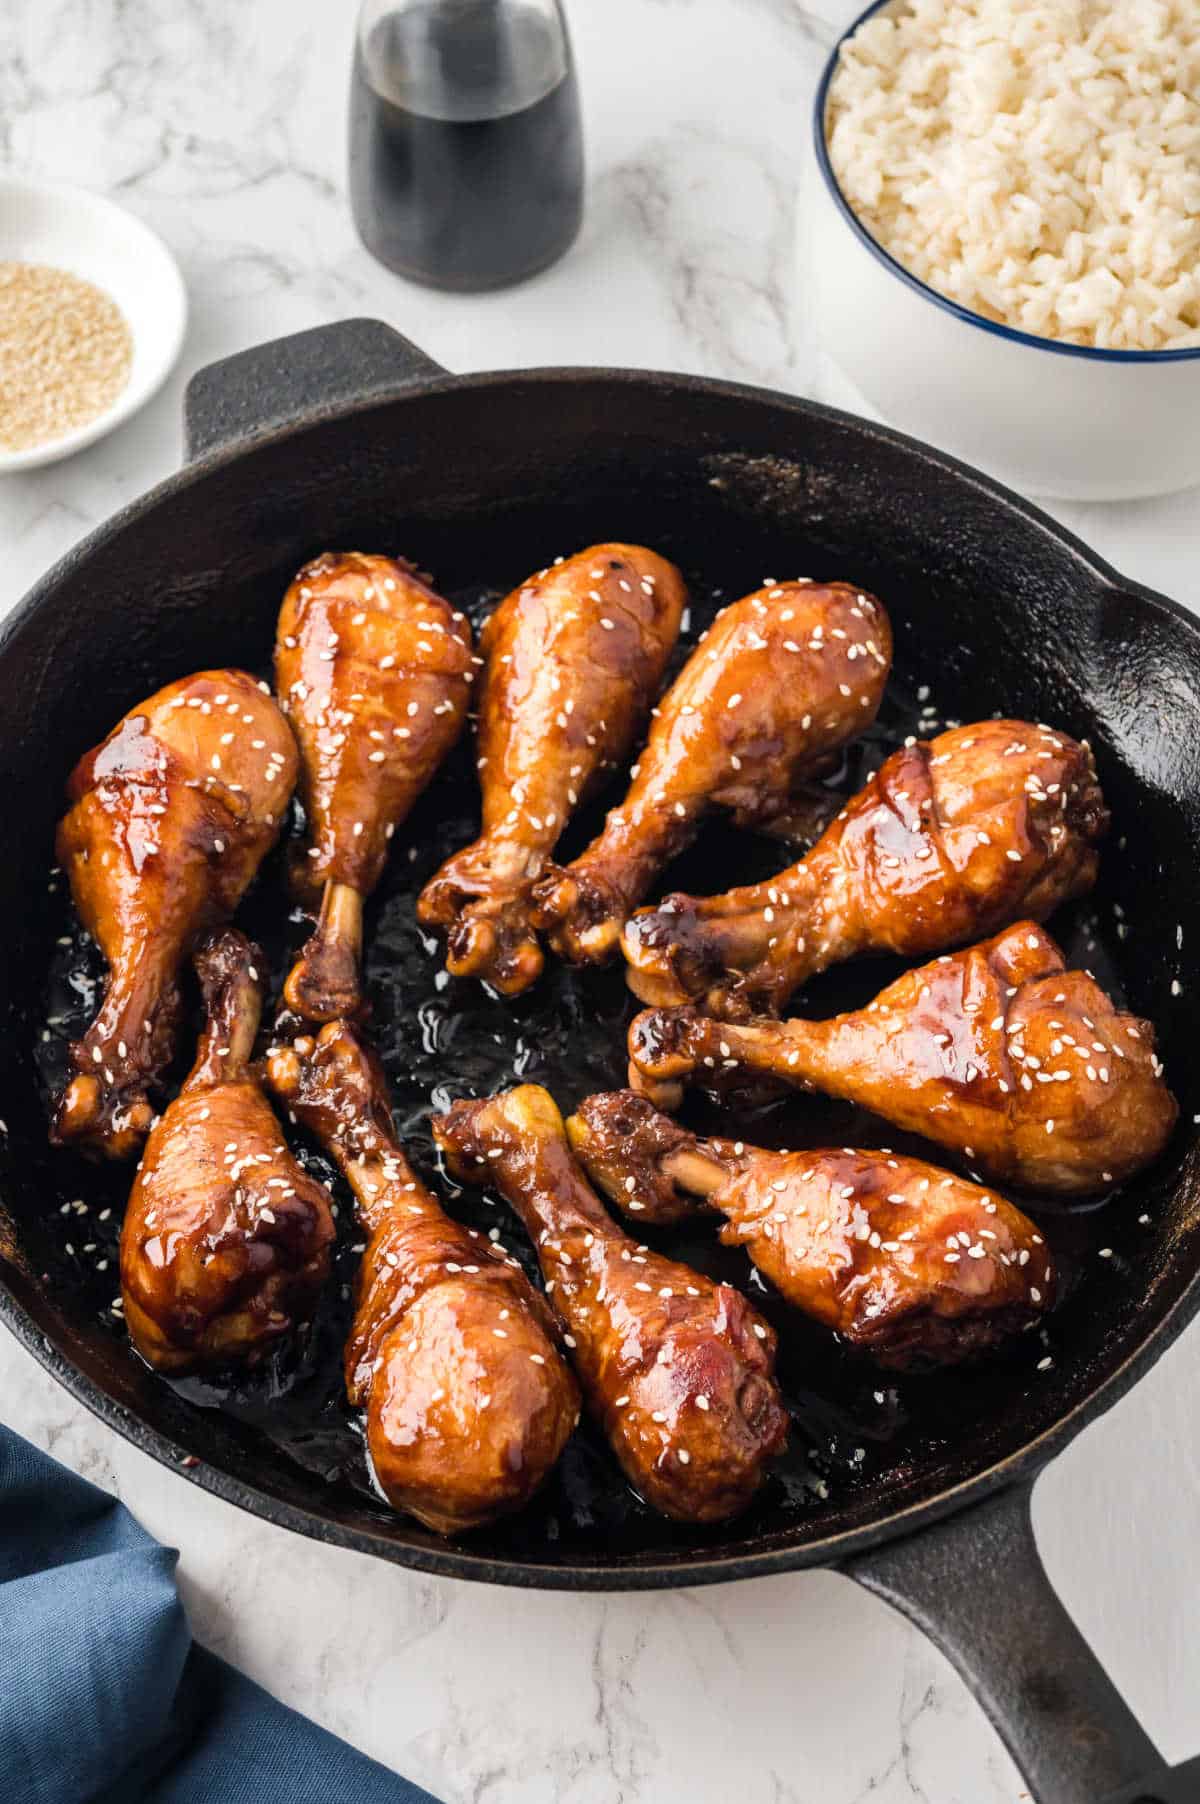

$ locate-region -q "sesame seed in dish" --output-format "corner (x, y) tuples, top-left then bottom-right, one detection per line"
(825, 0), (1200, 351)
(0, 263), (133, 452)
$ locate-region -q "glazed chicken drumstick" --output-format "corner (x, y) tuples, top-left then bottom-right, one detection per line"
(53, 670), (298, 1159)
(629, 922), (1178, 1195)
(533, 581), (893, 967)
(277, 552), (474, 1021)
(417, 544), (686, 995)
(120, 930), (335, 1374)
(433, 1085), (788, 1523)
(621, 720), (1108, 1014)
(568, 1091), (1054, 1370)
(267, 1025), (577, 1534)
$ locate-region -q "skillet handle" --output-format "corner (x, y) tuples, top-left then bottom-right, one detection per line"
(844, 1479), (1197, 1804)
(183, 318), (447, 462)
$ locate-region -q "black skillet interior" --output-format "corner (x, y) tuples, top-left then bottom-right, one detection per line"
(2, 367), (1199, 1583)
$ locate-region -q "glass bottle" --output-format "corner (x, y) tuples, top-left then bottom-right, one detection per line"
(349, 0), (584, 292)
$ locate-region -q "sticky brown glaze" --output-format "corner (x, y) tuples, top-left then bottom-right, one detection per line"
(567, 1091), (1055, 1370)
(433, 1085), (788, 1523)
(53, 670), (298, 1159)
(621, 720), (1108, 1014)
(628, 922), (1178, 1195)
(266, 1023), (578, 1535)
(119, 930), (334, 1373)
(276, 552), (474, 1022)
(533, 581), (893, 967)
(417, 545), (686, 995)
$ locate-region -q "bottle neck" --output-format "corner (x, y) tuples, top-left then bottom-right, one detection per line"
(358, 0), (569, 121)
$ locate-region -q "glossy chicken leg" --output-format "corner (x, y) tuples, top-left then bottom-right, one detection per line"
(622, 720), (1108, 1014)
(629, 922), (1178, 1195)
(277, 552), (474, 1022)
(266, 1025), (577, 1534)
(120, 930), (335, 1373)
(417, 545), (686, 994)
(532, 581), (892, 966)
(568, 1091), (1054, 1370)
(267, 1024), (577, 1529)
(433, 1085), (788, 1523)
(53, 670), (298, 1159)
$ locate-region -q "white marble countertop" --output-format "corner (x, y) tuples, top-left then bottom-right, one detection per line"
(2, 2), (1198, 1799)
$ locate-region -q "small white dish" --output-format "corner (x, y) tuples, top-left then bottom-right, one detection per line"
(0, 176), (187, 474)
(808, 0), (1200, 502)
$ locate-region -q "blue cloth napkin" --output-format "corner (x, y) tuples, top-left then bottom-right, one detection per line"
(0, 1423), (441, 1804)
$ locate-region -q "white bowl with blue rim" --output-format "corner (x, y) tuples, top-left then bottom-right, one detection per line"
(808, 0), (1200, 503)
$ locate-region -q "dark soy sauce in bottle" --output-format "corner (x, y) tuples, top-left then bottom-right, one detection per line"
(349, 0), (584, 291)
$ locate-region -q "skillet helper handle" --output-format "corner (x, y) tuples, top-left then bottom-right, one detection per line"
(845, 1479), (1195, 1804)
(183, 318), (447, 462)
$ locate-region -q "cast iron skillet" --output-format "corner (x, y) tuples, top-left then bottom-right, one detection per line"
(1, 321), (1198, 1804)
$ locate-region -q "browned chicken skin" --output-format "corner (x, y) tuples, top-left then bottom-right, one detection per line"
(629, 922), (1178, 1195)
(622, 720), (1108, 1015)
(276, 552), (474, 1022)
(533, 581), (893, 966)
(119, 930), (335, 1373)
(266, 1024), (578, 1535)
(433, 1085), (789, 1523)
(417, 545), (686, 994)
(567, 1091), (1055, 1370)
(53, 670), (298, 1159)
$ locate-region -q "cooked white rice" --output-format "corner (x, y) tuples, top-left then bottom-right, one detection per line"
(826, 0), (1200, 351)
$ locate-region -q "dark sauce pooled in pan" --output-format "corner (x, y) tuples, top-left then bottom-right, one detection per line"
(31, 574), (1134, 1557)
